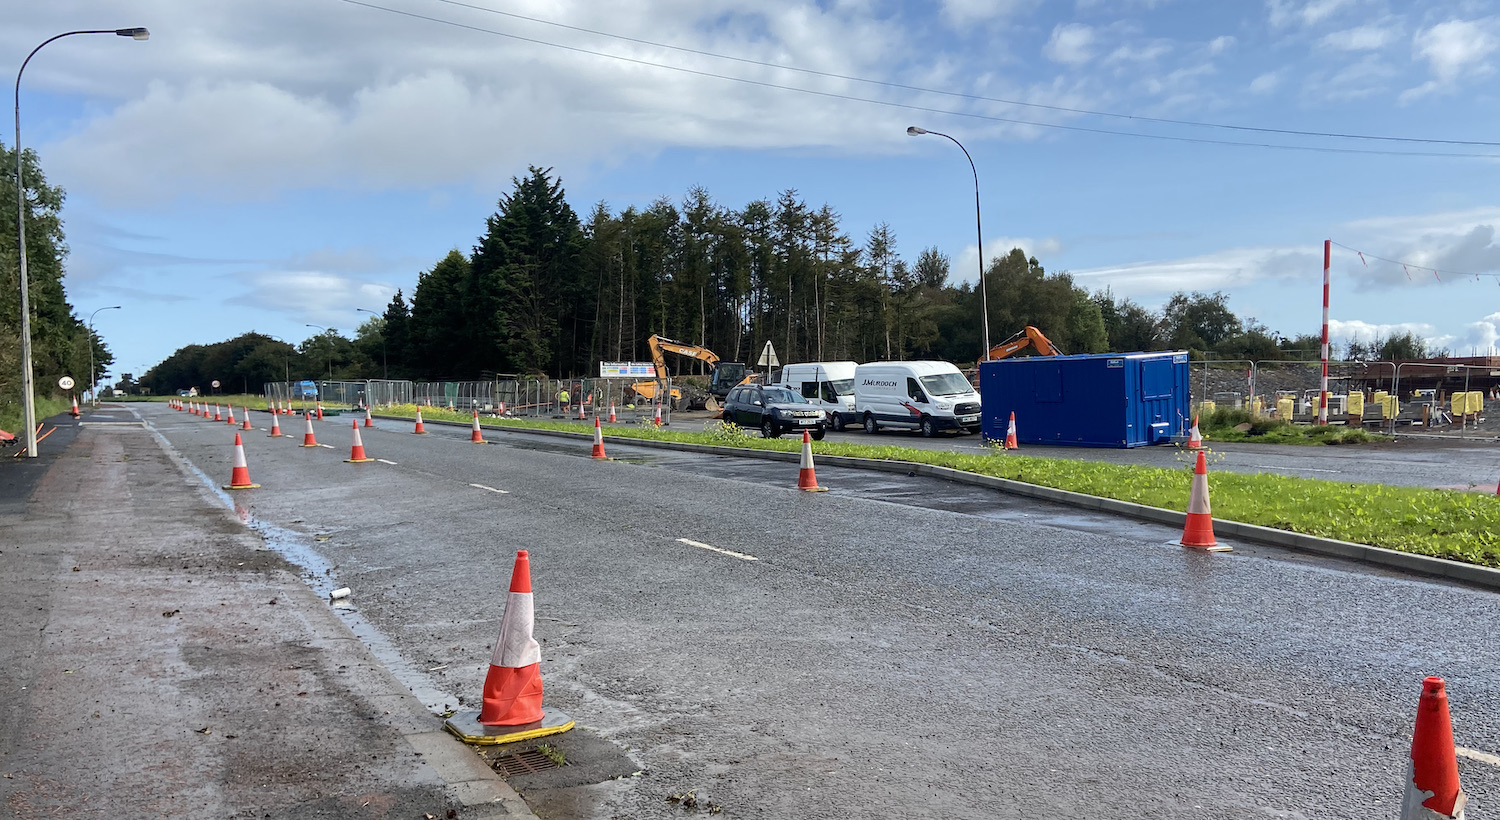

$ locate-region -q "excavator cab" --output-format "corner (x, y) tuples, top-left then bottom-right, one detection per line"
(710, 362), (750, 396)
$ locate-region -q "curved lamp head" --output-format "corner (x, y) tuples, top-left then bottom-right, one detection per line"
(116, 27), (150, 40)
(906, 126), (928, 136)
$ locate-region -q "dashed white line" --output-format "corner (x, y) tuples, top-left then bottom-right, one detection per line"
(318, 444), (335, 449)
(1459, 746), (1500, 767)
(676, 538), (757, 562)
(469, 483), (510, 494)
(376, 458), (398, 465)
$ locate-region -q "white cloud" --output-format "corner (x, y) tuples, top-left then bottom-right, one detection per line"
(229, 270), (397, 327)
(1249, 71), (1281, 94)
(1402, 18), (1498, 100)
(940, 0), (1039, 27)
(952, 236), (1065, 285)
(1070, 245), (1316, 299)
(1268, 0), (1357, 28)
(1107, 42), (1173, 63)
(1044, 24), (1097, 66)
(1320, 24), (1398, 51)
(1207, 35), (1236, 55)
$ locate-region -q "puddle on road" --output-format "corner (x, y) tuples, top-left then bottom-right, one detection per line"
(138, 411), (458, 713)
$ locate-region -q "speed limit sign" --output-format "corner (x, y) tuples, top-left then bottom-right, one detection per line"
(58, 376), (75, 390)
(211, 379), (221, 389)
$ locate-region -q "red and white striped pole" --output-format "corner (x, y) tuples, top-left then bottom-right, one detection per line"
(1319, 239), (1331, 425)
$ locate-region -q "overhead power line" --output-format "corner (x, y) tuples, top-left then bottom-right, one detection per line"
(422, 0), (1500, 149)
(337, 0), (1500, 159)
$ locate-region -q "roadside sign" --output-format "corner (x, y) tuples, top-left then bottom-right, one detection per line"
(757, 342), (779, 368)
(58, 376), (75, 390)
(600, 361), (656, 378)
(211, 379), (221, 388)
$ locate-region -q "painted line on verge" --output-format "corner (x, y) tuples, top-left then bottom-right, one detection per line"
(469, 483), (509, 494)
(1459, 746), (1500, 767)
(676, 538), (757, 562)
(376, 458), (398, 465)
(1253, 464), (1340, 473)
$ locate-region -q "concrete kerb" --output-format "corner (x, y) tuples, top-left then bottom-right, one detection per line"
(382, 413), (1500, 592)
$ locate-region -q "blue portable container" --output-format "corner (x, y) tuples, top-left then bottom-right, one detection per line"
(979, 351), (1190, 448)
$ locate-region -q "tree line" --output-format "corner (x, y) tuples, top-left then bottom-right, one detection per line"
(2, 141), (112, 421)
(141, 166), (1354, 394)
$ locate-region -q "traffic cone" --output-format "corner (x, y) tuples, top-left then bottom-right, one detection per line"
(346, 419), (374, 463)
(1403, 676), (1467, 820)
(499, 401), (506, 415)
(316, 403), (324, 420)
(213, 404), (222, 422)
(470, 410), (485, 443)
(222, 433), (260, 490)
(241, 407), (253, 431)
(1188, 415), (1204, 449)
(299, 413), (319, 447)
(70, 395), (80, 418)
(229, 405), (240, 426)
(577, 402), (586, 420)
(608, 403), (617, 423)
(364, 406), (374, 427)
(653, 403), (662, 426)
(479, 551), (545, 725)
(798, 430), (827, 492)
(591, 417), (607, 460)
(268, 411), (283, 437)
(1181, 450), (1229, 551)
(1004, 411), (1019, 450)
(413, 409), (427, 434)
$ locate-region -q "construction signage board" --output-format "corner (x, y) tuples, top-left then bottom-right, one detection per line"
(600, 362), (656, 378)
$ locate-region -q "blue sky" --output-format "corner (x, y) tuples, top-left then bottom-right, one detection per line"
(6, 0), (1500, 380)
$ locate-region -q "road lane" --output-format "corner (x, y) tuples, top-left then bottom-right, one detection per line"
(139, 404), (1500, 819)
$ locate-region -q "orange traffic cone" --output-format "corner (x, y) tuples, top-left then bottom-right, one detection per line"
(241, 407), (253, 430)
(577, 402), (586, 420)
(1181, 450), (1229, 551)
(364, 406), (374, 427)
(316, 403), (324, 420)
(222, 433), (260, 490)
(268, 411), (283, 437)
(479, 551), (545, 725)
(653, 403), (662, 426)
(70, 395), (80, 418)
(1403, 676), (1467, 820)
(798, 430), (827, 491)
(470, 410), (485, 443)
(499, 401), (507, 415)
(299, 413), (319, 447)
(591, 417), (607, 460)
(346, 419), (374, 463)
(413, 409), (427, 434)
(1004, 411), (1019, 450)
(213, 404), (223, 422)
(1187, 415), (1204, 449)
(608, 403), (617, 423)
(226, 405), (237, 426)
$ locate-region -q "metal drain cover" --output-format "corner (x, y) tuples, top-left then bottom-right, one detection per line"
(491, 748), (563, 777)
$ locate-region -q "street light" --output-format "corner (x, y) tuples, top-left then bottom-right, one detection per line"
(356, 307), (387, 380)
(907, 126), (991, 363)
(305, 324), (332, 381)
(86, 305), (121, 406)
(14, 27), (148, 457)
(266, 335), (295, 412)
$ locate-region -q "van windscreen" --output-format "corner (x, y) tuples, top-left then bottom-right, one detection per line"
(830, 379), (854, 396)
(919, 372), (972, 397)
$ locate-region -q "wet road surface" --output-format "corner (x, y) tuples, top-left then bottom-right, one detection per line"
(138, 404), (1500, 819)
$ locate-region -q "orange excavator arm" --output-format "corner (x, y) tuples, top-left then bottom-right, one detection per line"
(649, 335), (720, 377)
(985, 326), (1064, 361)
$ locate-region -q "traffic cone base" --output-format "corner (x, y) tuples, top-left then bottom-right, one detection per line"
(443, 708), (574, 746)
(222, 433), (260, 490)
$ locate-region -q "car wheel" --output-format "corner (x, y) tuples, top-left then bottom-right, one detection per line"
(831, 413), (845, 432)
(811, 427), (826, 442)
(863, 413), (879, 434)
(761, 418), (780, 439)
(920, 416), (937, 438)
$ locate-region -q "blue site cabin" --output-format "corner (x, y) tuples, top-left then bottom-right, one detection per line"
(978, 351), (1191, 448)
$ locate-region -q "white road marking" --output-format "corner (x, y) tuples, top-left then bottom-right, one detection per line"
(318, 443), (335, 449)
(1252, 464), (1340, 473)
(376, 458), (398, 465)
(676, 538), (757, 562)
(469, 483), (509, 494)
(1459, 746), (1500, 767)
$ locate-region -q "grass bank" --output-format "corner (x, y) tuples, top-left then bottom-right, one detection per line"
(0, 396), (73, 437)
(382, 404), (1500, 569)
(1198, 407), (1385, 445)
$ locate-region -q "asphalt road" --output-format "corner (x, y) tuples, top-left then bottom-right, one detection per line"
(138, 404), (1500, 819)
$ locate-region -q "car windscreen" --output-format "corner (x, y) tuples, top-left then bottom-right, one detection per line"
(829, 378), (854, 396)
(919, 372), (973, 397)
(762, 388), (806, 404)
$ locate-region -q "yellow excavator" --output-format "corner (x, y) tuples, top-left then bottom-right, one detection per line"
(628, 335), (756, 411)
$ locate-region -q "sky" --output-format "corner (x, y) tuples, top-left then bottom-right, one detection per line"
(6, 0), (1500, 382)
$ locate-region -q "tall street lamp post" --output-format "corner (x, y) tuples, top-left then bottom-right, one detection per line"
(305, 324), (332, 381)
(86, 305), (121, 406)
(356, 307), (387, 380)
(14, 27), (148, 457)
(907, 126), (991, 363)
(266, 335), (295, 411)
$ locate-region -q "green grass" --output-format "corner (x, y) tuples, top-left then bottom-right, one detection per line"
(1197, 407), (1386, 445)
(378, 404), (1500, 569)
(0, 396), (73, 436)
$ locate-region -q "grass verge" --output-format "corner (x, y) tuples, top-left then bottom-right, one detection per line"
(381, 404), (1500, 569)
(1199, 407), (1386, 445)
(0, 396), (74, 437)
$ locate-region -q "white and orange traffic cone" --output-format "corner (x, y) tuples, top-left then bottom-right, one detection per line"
(1187, 415), (1204, 449)
(268, 411), (283, 437)
(577, 402), (586, 420)
(213, 404), (223, 422)
(1181, 450), (1229, 551)
(653, 403), (662, 426)
(188, 401), (195, 415)
(470, 410), (485, 443)
(364, 406), (374, 428)
(1402, 676), (1467, 820)
(591, 416), (607, 460)
(346, 419), (374, 463)
(226, 405), (237, 426)
(481, 551), (544, 725)
(222, 433), (260, 490)
(798, 430), (828, 492)
(499, 401), (506, 415)
(316, 402), (324, 420)
(608, 403), (617, 423)
(241, 407), (253, 431)
(413, 409), (427, 434)
(299, 413), (319, 447)
(1004, 411), (1019, 450)
(70, 395), (80, 418)
(449, 400), (455, 413)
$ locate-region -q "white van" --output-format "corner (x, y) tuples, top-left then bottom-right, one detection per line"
(778, 361), (858, 431)
(854, 361), (982, 437)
